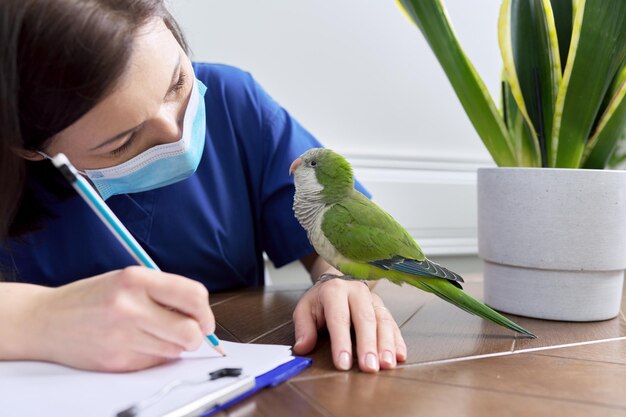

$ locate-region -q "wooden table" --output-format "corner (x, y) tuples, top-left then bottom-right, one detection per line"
(209, 275), (626, 417)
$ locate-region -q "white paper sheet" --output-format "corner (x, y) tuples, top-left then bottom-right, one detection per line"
(0, 341), (294, 417)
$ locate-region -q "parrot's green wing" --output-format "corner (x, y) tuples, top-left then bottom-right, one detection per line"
(321, 191), (464, 287)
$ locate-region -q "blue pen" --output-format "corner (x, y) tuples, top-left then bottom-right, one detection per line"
(51, 153), (225, 357)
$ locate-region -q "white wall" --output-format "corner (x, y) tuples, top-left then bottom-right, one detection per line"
(168, 0), (503, 256)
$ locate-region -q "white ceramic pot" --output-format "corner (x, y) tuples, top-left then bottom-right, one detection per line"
(477, 167), (626, 321)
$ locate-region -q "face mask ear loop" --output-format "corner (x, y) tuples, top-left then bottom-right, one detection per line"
(36, 150), (88, 176)
(35, 150), (51, 160)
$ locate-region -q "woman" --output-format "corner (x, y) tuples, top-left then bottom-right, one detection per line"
(0, 0), (406, 373)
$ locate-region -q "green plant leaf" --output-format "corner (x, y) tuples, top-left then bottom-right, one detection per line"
(552, 0), (626, 168)
(514, 115), (542, 167)
(502, 77), (541, 167)
(582, 65), (626, 169)
(499, 0), (562, 167)
(609, 143), (626, 168)
(590, 62), (626, 139)
(499, 2), (536, 139)
(550, 0), (574, 71)
(396, 0), (517, 166)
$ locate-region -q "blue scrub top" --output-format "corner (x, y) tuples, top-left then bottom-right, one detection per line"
(0, 63), (370, 291)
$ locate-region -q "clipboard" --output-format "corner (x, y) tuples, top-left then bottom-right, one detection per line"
(0, 341), (312, 417)
(204, 356), (313, 416)
(151, 375), (256, 417)
(136, 356), (312, 417)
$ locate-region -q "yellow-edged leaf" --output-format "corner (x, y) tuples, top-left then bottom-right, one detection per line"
(396, 0), (516, 166)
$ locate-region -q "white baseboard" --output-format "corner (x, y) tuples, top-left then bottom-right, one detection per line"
(344, 151), (494, 256)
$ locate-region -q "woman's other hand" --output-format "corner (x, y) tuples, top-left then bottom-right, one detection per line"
(26, 266), (214, 372)
(292, 276), (407, 373)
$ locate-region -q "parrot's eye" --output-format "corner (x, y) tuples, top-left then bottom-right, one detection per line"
(310, 160), (317, 167)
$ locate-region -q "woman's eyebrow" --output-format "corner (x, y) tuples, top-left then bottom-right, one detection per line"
(90, 54), (182, 152)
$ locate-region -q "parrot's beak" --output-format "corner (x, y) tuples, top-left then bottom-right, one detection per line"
(289, 157), (302, 175)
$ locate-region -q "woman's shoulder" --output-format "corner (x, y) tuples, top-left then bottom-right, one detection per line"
(192, 62), (280, 125)
(192, 62), (256, 95)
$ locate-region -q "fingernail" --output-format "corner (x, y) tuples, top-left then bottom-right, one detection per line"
(382, 350), (395, 366)
(366, 352), (379, 371)
(294, 336), (304, 347)
(338, 351), (351, 371)
(201, 321), (214, 335)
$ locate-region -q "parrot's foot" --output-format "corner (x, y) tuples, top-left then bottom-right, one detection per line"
(316, 273), (369, 287)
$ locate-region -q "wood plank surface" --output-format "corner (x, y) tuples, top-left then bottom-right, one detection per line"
(390, 283), (517, 364)
(225, 382), (328, 417)
(387, 353), (626, 408)
(212, 289), (305, 342)
(290, 373), (626, 417)
(372, 280), (626, 364)
(535, 339), (626, 364)
(211, 275), (626, 417)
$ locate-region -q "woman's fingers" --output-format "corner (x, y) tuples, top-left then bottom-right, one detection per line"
(146, 271), (213, 333)
(292, 297), (320, 355)
(394, 323), (408, 363)
(121, 266), (215, 335)
(373, 304), (398, 369)
(137, 300), (205, 352)
(348, 285), (380, 373)
(306, 278), (405, 372)
(98, 330), (183, 373)
(369, 293), (403, 368)
(132, 329), (185, 360)
(319, 280), (354, 371)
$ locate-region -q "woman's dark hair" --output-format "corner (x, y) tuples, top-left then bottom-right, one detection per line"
(0, 0), (188, 241)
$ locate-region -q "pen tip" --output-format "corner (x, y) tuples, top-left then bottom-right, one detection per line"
(206, 334), (226, 356)
(213, 344), (226, 357)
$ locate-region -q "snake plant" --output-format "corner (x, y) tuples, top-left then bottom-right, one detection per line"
(396, 0), (626, 168)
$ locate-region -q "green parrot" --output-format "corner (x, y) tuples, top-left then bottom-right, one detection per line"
(289, 148), (536, 338)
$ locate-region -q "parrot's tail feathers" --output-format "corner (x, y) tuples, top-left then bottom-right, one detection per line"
(370, 257), (464, 289)
(418, 281), (537, 339)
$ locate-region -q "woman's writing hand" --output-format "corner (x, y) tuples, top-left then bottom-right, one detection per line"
(29, 266), (214, 372)
(292, 277), (407, 372)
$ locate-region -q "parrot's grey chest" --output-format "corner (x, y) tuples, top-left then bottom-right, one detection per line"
(293, 197), (341, 265)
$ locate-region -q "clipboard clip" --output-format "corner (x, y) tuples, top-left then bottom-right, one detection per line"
(117, 368), (243, 417)
(209, 368), (242, 380)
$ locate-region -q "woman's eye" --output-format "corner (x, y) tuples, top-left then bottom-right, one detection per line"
(110, 134), (137, 157)
(170, 71), (187, 95)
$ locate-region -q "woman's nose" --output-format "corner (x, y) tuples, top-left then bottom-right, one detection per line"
(152, 104), (184, 145)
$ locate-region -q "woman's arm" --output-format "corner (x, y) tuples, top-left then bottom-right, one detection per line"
(0, 267), (215, 372)
(0, 282), (52, 360)
(295, 252), (406, 372)
(299, 251), (337, 283)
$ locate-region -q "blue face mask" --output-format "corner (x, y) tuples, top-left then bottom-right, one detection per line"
(41, 78), (208, 200)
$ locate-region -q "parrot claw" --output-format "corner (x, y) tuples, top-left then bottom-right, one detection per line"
(316, 273), (369, 287)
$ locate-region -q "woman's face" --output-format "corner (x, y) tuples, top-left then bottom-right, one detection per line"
(37, 18), (194, 171)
